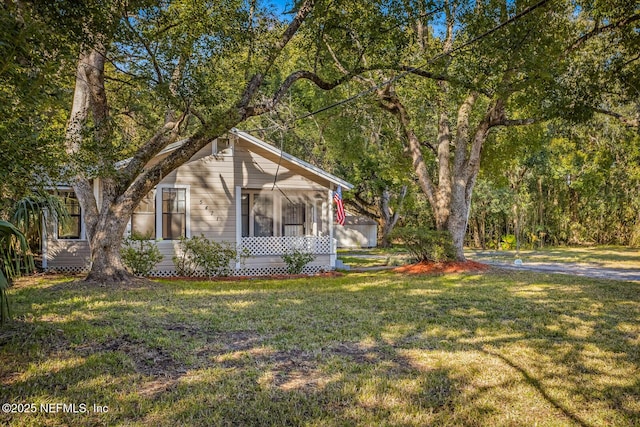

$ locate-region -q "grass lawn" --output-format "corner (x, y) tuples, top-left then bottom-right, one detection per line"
(1, 270), (639, 426)
(337, 247), (409, 268)
(467, 246), (640, 269)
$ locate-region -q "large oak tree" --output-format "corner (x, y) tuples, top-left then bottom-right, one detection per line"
(61, 0), (371, 283)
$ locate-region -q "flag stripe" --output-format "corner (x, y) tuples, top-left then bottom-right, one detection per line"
(334, 187), (345, 226)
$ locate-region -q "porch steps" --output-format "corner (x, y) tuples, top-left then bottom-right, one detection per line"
(335, 259), (351, 271)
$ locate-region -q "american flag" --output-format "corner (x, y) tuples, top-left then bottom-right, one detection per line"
(334, 187), (345, 226)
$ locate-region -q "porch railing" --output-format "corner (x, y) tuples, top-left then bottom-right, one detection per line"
(241, 235), (332, 256)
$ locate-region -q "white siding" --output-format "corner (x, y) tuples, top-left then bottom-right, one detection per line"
(45, 137), (341, 276)
(336, 224), (378, 248)
(234, 141), (327, 190)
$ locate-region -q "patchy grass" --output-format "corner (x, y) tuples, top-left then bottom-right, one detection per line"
(337, 246), (408, 256)
(1, 271), (639, 426)
(338, 248), (410, 268)
(468, 246), (640, 269)
(338, 256), (392, 268)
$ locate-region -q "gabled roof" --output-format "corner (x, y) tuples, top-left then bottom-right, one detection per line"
(115, 129), (353, 190)
(231, 129), (353, 190)
(114, 139), (187, 170)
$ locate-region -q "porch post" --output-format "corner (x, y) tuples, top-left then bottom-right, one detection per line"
(329, 187), (336, 268)
(235, 186), (242, 270)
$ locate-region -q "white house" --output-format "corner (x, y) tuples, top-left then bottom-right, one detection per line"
(43, 129), (353, 276)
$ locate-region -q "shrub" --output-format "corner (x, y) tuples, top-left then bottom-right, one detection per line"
(281, 248), (315, 274)
(173, 235), (205, 277)
(391, 227), (456, 263)
(501, 234), (517, 250)
(173, 235), (248, 278)
(121, 234), (163, 276)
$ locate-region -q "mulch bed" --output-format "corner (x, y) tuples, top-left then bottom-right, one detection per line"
(393, 260), (489, 275)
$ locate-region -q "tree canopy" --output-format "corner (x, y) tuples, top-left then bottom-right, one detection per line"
(1, 0), (639, 280)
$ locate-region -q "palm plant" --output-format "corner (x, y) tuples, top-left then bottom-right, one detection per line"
(12, 191), (69, 252)
(0, 220), (34, 324)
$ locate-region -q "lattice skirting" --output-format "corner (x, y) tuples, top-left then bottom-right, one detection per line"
(46, 265), (332, 277)
(242, 236), (332, 256)
(148, 264), (328, 278)
(46, 264), (329, 277)
(45, 265), (90, 274)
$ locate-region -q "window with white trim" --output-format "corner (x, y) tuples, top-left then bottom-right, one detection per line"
(282, 200), (305, 236)
(241, 191), (274, 237)
(161, 188), (187, 239)
(58, 191), (82, 239)
(131, 191), (155, 239)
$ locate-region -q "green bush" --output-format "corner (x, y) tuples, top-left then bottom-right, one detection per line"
(391, 227), (456, 263)
(501, 234), (517, 250)
(281, 249), (315, 274)
(121, 234), (163, 276)
(173, 235), (248, 278)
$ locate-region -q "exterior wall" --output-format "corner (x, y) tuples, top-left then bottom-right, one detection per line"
(45, 240), (91, 273)
(336, 224), (378, 248)
(45, 137), (341, 276)
(234, 140), (328, 190)
(151, 142), (237, 273)
(43, 186), (91, 273)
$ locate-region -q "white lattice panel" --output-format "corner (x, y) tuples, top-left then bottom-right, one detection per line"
(149, 264), (327, 278)
(241, 236), (332, 256)
(46, 266), (89, 274)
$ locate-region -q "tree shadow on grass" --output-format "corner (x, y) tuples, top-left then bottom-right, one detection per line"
(2, 271), (639, 425)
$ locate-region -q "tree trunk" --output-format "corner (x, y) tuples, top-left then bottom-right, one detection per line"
(84, 201), (136, 284)
(85, 226), (131, 283)
(472, 217), (481, 248)
(447, 201), (469, 261)
(379, 186), (407, 248)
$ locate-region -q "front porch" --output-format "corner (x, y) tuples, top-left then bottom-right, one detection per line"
(239, 235), (337, 276)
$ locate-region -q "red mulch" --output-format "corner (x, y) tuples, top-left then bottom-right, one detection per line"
(159, 271), (343, 282)
(393, 260), (489, 275)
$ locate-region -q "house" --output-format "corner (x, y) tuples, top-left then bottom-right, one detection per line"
(43, 129), (353, 276)
(336, 213), (378, 248)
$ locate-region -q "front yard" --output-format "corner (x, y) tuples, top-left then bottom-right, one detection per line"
(1, 269), (639, 426)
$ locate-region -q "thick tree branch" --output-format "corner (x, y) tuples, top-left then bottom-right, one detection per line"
(238, 0), (315, 109)
(118, 116), (186, 188)
(246, 70), (356, 118)
(345, 193), (381, 220)
(593, 108), (639, 128)
(493, 117), (537, 127)
(377, 85), (439, 212)
(124, 13), (164, 84)
(453, 92), (478, 182)
(570, 14), (640, 51)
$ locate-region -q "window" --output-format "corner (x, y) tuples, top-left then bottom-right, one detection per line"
(241, 194), (250, 237)
(131, 191), (155, 238)
(241, 192), (274, 237)
(162, 188), (186, 239)
(58, 191), (82, 239)
(282, 200), (305, 236)
(214, 136), (233, 156)
(253, 194), (273, 237)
